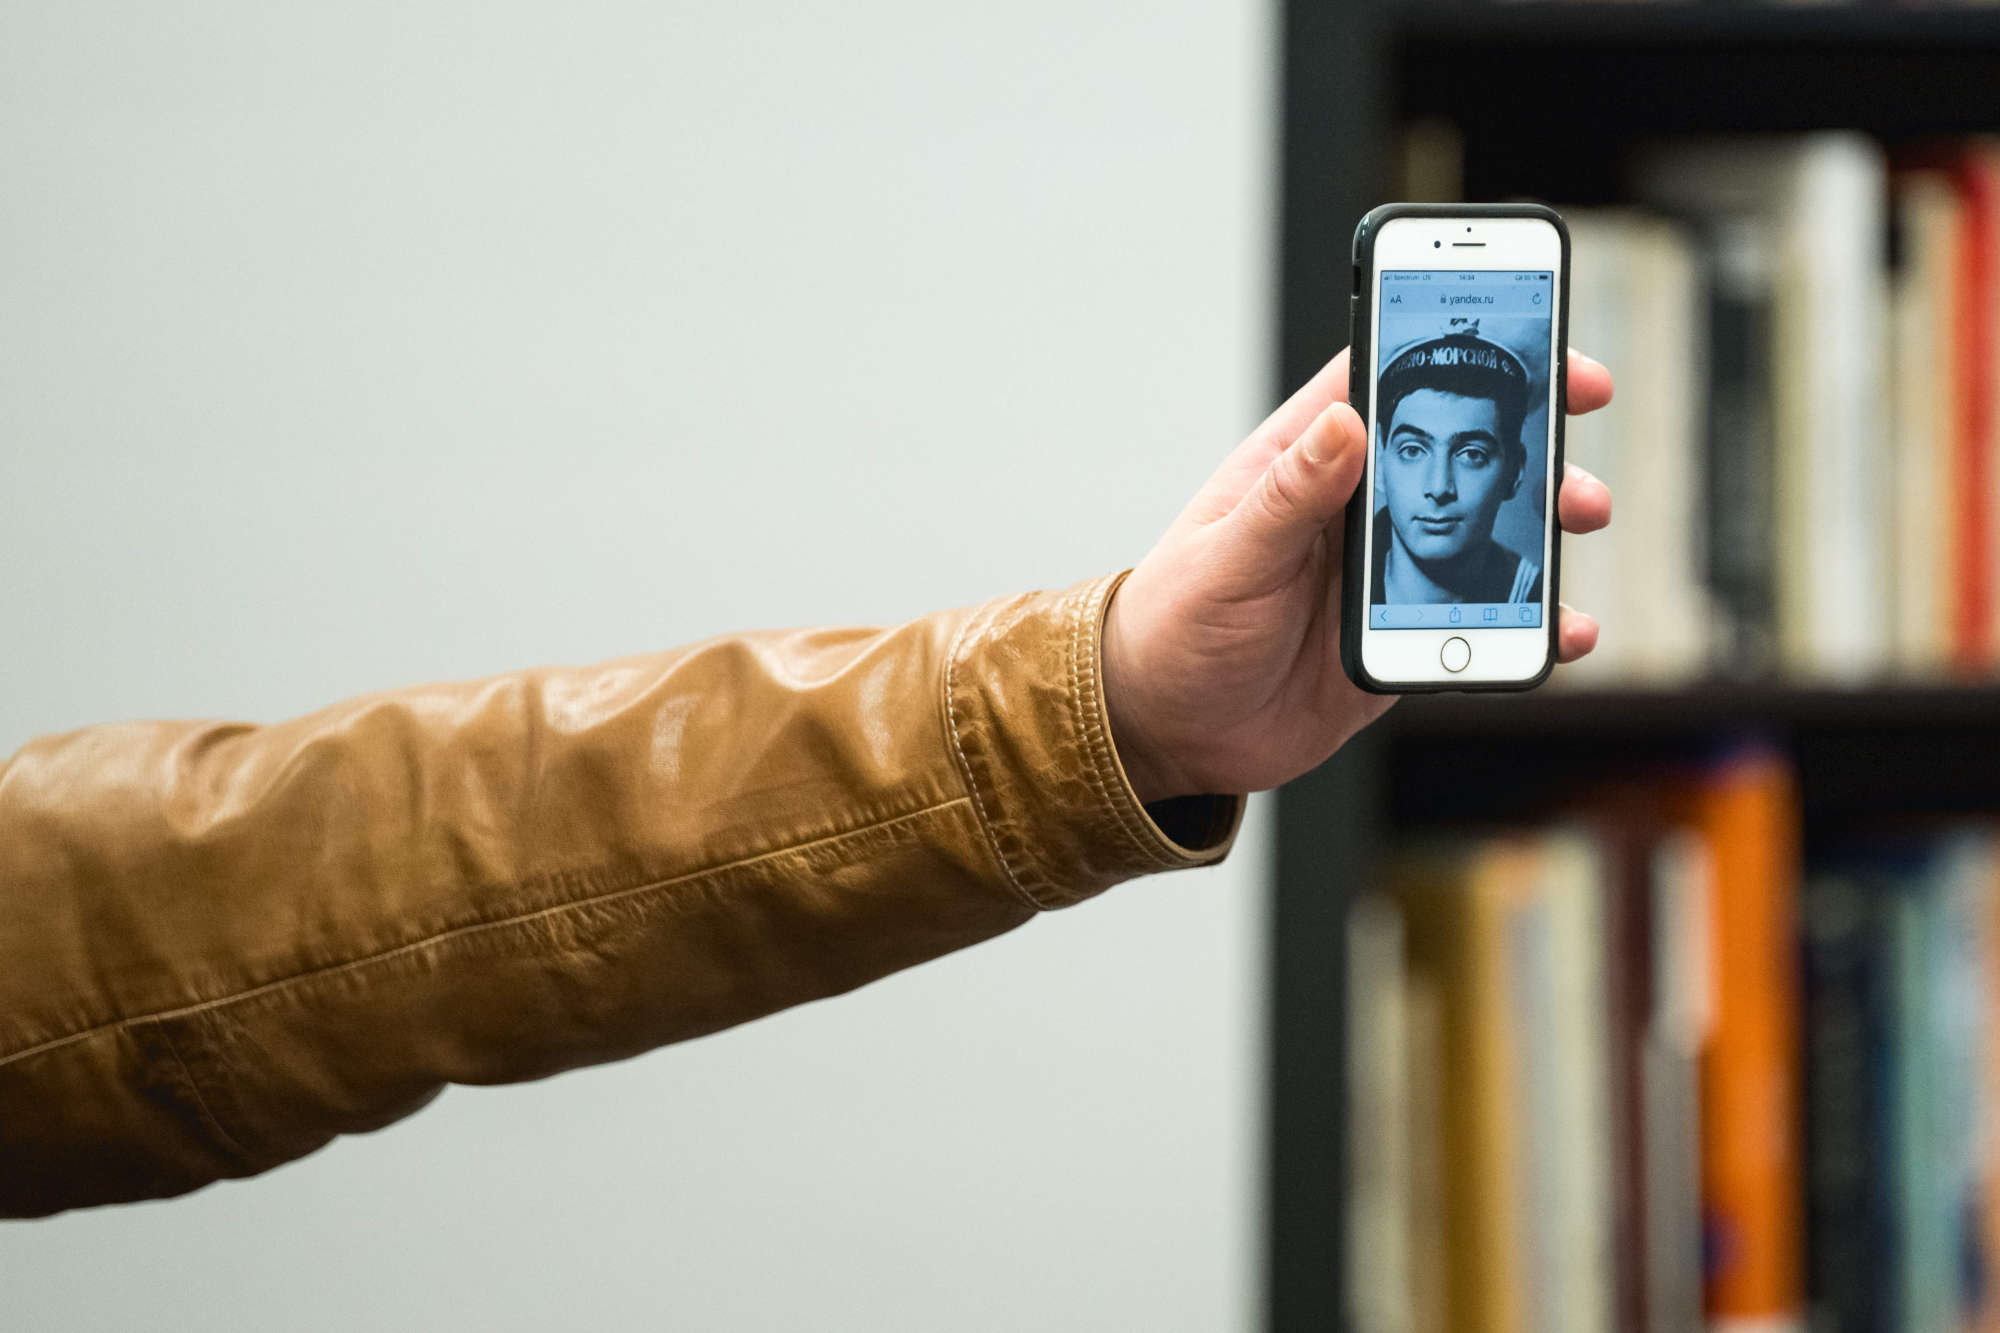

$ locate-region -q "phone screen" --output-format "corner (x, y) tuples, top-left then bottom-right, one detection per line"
(1368, 269), (1554, 631)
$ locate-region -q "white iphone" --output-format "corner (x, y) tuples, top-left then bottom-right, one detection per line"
(1339, 203), (1570, 693)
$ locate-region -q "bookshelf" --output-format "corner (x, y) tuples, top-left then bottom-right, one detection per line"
(1269, 5), (2000, 1330)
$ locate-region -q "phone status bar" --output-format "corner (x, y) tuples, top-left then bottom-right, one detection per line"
(1381, 270), (1551, 314)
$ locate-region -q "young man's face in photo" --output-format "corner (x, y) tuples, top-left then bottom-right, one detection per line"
(1379, 387), (1522, 564)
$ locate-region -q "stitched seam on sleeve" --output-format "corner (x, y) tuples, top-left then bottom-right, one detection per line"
(1067, 580), (1164, 869)
(151, 1019), (254, 1164)
(943, 599), (1049, 913)
(0, 796), (977, 1071)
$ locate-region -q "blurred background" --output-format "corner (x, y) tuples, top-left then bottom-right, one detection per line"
(1280, 7), (2000, 1333)
(14, 2), (2000, 1331)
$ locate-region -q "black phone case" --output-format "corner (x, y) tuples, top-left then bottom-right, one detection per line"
(1339, 201), (1571, 695)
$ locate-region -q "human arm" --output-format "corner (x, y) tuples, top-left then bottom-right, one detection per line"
(0, 347), (1612, 1217)
(0, 575), (1236, 1217)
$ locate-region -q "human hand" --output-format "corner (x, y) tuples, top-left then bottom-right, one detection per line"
(1101, 347), (1615, 805)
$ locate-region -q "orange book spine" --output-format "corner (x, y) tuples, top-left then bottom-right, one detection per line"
(1691, 749), (1805, 1324)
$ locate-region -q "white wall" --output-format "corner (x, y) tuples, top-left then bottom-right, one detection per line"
(0, 3), (1276, 1328)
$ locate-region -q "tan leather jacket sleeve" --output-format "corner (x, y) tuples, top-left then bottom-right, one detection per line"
(0, 571), (1242, 1218)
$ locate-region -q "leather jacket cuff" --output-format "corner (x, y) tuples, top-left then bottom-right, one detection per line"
(945, 570), (1246, 911)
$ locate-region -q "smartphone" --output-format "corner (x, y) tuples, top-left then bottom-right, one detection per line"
(1339, 203), (1570, 693)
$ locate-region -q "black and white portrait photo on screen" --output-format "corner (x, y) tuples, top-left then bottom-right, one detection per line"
(1370, 312), (1550, 609)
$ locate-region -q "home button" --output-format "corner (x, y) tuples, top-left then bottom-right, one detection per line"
(1441, 636), (1471, 673)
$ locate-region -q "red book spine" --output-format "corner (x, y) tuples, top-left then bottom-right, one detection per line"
(1953, 159), (1997, 670)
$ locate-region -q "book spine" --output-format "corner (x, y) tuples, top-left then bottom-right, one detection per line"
(1548, 834), (1616, 1332)
(1801, 873), (1895, 1333)
(1695, 751), (1805, 1324)
(1704, 220), (1779, 677)
(1953, 159), (1996, 669)
(1887, 173), (1956, 677)
(1648, 829), (1713, 1333)
(1346, 894), (1412, 1333)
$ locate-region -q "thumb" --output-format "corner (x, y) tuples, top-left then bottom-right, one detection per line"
(1220, 398), (1365, 578)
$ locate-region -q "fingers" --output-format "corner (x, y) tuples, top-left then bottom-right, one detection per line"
(1557, 463), (1611, 535)
(1221, 398), (1366, 583)
(1556, 354), (1610, 665)
(1556, 604), (1599, 663)
(1565, 350), (1613, 415)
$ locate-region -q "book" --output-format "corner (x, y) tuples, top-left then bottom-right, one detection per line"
(1803, 832), (1997, 1332)
(1895, 833), (1992, 1332)
(1702, 217), (1782, 678)
(1898, 142), (2000, 674)
(1348, 776), (2000, 1333)
(1977, 836), (2000, 1333)
(1405, 973), (1449, 1333)
(1645, 826), (1714, 1333)
(1673, 746), (1805, 1329)
(1508, 831), (1615, 1331)
(1962, 148), (2000, 673)
(1887, 170), (1960, 676)
(1559, 211), (1709, 684)
(1540, 832), (1616, 1331)
(1634, 135), (1892, 680)
(1388, 831), (1619, 1331)
(1347, 892), (1412, 1333)
(1800, 866), (1897, 1333)
(1395, 838), (1537, 1333)
(1591, 797), (1674, 1333)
